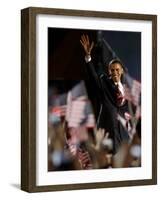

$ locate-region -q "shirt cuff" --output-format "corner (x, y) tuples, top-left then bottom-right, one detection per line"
(85, 55), (91, 63)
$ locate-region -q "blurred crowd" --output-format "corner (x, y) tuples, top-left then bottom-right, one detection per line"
(48, 80), (141, 171)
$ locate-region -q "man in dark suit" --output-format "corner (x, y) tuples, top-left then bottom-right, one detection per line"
(80, 34), (130, 154)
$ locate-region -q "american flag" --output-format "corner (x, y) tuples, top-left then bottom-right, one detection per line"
(66, 81), (95, 128)
(66, 98), (95, 128)
(124, 74), (141, 107)
(50, 81), (95, 128)
(86, 114), (95, 128)
(51, 105), (67, 117)
(49, 92), (67, 118)
(66, 94), (87, 127)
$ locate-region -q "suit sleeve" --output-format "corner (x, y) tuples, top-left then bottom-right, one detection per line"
(86, 61), (104, 92)
(85, 59), (117, 107)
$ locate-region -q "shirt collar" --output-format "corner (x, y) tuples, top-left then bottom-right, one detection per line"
(114, 81), (122, 86)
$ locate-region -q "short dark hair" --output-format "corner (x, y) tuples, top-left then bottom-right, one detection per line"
(108, 58), (125, 71)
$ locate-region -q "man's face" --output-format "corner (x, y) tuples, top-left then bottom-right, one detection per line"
(108, 63), (123, 83)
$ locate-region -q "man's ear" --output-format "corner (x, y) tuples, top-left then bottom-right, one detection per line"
(108, 69), (111, 76)
(108, 66), (111, 75)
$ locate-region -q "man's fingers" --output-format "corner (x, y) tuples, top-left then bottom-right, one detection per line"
(81, 34), (87, 44)
(80, 34), (94, 55)
(99, 128), (105, 136)
(80, 39), (84, 47)
(86, 35), (90, 45)
(104, 132), (109, 139)
(102, 128), (105, 135)
(90, 41), (94, 51)
(81, 34), (89, 45)
(80, 35), (88, 46)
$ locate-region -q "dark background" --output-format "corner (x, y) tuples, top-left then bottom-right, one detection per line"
(48, 28), (141, 82)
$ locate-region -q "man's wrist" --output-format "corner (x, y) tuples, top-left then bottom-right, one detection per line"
(85, 54), (91, 63)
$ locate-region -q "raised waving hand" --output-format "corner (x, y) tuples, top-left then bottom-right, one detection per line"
(80, 34), (94, 56)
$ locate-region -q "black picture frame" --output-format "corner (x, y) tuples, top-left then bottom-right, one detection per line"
(21, 7), (157, 192)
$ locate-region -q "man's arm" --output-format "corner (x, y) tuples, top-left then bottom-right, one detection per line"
(80, 35), (103, 90)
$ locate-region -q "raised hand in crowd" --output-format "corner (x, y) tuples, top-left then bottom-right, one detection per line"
(80, 34), (94, 56)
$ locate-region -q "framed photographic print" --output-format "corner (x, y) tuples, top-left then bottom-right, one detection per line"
(21, 7), (157, 192)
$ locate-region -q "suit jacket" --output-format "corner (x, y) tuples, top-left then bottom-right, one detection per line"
(86, 61), (130, 154)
